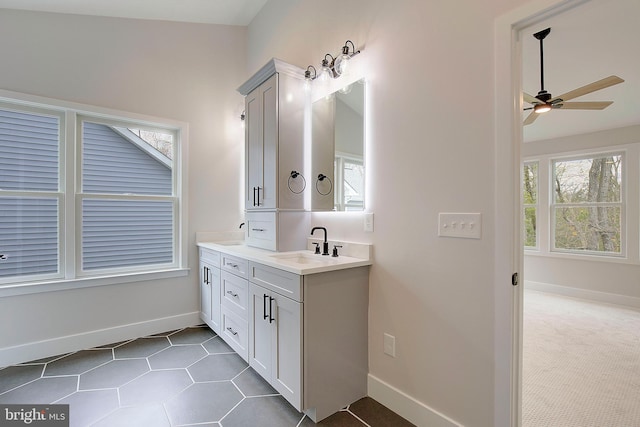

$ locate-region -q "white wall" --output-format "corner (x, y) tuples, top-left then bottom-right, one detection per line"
(247, 0), (527, 425)
(0, 10), (247, 362)
(523, 124), (640, 305)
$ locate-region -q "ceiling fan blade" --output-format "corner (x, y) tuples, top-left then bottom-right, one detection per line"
(555, 101), (614, 110)
(551, 75), (624, 102)
(523, 92), (539, 105)
(523, 111), (540, 126)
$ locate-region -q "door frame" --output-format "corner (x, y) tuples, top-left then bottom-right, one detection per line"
(494, 0), (590, 425)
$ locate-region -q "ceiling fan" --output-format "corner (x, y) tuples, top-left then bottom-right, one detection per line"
(523, 27), (624, 126)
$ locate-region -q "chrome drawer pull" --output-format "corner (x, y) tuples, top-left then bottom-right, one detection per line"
(226, 327), (238, 336)
(251, 228), (266, 232)
(226, 262), (239, 268)
(226, 290), (239, 298)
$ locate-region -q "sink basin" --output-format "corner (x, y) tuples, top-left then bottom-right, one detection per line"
(268, 252), (338, 266)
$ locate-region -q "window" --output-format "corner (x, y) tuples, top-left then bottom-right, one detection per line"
(334, 154), (364, 211)
(551, 153), (622, 255)
(523, 161), (538, 249)
(0, 105), (62, 281)
(0, 96), (185, 288)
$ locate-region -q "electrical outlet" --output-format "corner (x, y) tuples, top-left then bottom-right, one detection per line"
(383, 333), (396, 357)
(364, 212), (374, 232)
(438, 213), (482, 239)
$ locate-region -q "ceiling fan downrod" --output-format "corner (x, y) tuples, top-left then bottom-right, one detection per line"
(534, 27), (551, 102)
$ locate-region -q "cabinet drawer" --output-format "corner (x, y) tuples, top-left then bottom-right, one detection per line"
(221, 271), (248, 320)
(249, 261), (303, 302)
(221, 253), (249, 278)
(221, 307), (248, 361)
(199, 248), (220, 266)
(246, 212), (276, 251)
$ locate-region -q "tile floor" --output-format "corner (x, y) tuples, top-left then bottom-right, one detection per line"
(0, 325), (415, 427)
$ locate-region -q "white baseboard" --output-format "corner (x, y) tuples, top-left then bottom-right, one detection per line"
(525, 281), (640, 310)
(0, 311), (200, 368)
(367, 374), (463, 427)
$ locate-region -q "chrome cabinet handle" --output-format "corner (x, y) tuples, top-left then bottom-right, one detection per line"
(226, 327), (238, 336)
(251, 228), (266, 232)
(226, 290), (239, 298)
(226, 262), (239, 269)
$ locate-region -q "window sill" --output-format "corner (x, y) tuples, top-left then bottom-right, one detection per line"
(0, 268), (190, 298)
(524, 250), (635, 265)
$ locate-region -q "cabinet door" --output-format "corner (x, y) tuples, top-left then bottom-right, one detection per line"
(209, 266), (221, 334)
(245, 74), (278, 210)
(200, 262), (212, 323)
(249, 283), (272, 380)
(271, 292), (302, 410)
(200, 262), (221, 334)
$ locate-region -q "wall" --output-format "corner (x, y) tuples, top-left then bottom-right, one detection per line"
(523, 125), (640, 307)
(0, 10), (247, 363)
(247, 0), (527, 426)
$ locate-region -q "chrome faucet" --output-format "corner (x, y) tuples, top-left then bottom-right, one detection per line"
(310, 227), (329, 256)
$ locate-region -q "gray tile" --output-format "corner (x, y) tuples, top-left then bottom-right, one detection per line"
(79, 359), (149, 390)
(165, 382), (243, 425)
(114, 337), (171, 359)
(56, 389), (119, 427)
(189, 354), (248, 382)
(92, 403), (171, 427)
(92, 340), (130, 349)
(148, 344), (207, 369)
(149, 329), (179, 337)
(233, 367), (278, 397)
(0, 376), (78, 404)
(220, 395), (304, 427)
(0, 365), (44, 394)
(20, 354), (69, 364)
(119, 369), (192, 406)
(203, 336), (234, 354)
(44, 350), (113, 376)
(169, 326), (216, 345)
(349, 397), (416, 427)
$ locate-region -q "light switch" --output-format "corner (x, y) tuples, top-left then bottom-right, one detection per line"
(364, 212), (374, 232)
(438, 213), (482, 239)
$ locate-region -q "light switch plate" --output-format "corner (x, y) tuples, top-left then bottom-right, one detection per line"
(438, 213), (482, 239)
(364, 212), (374, 232)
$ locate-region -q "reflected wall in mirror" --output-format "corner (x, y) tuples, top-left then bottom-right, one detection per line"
(311, 79), (365, 211)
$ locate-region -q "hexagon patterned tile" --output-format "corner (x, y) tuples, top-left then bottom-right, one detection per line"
(0, 325), (415, 426)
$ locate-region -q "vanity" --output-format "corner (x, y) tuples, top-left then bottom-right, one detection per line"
(197, 56), (370, 421)
(197, 241), (371, 422)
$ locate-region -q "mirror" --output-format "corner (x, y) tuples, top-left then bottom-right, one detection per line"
(311, 79), (365, 211)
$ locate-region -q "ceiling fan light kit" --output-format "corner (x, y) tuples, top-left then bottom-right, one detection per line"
(522, 27), (624, 125)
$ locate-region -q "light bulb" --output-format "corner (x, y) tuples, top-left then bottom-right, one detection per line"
(534, 103), (551, 114)
(334, 54), (350, 76)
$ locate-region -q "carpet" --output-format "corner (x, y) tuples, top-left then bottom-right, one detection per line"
(523, 290), (640, 426)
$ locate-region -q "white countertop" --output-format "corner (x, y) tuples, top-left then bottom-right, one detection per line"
(197, 241), (372, 275)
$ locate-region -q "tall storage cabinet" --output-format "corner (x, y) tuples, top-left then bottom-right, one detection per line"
(238, 59), (309, 252)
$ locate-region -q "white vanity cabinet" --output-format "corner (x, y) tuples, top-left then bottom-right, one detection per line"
(238, 59), (309, 252)
(198, 248), (221, 334)
(248, 262), (303, 409)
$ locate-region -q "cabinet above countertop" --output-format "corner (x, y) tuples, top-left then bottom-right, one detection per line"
(197, 240), (372, 276)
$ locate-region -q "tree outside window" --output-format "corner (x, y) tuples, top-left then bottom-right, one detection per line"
(523, 162), (538, 248)
(552, 154), (622, 255)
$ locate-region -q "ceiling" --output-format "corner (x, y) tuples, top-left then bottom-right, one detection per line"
(0, 0), (269, 25)
(1, 0), (636, 142)
(522, 0), (640, 142)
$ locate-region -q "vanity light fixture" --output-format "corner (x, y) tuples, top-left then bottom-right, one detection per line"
(304, 65), (317, 81)
(318, 54), (335, 82)
(333, 40), (360, 77)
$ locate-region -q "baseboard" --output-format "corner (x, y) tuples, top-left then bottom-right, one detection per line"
(367, 374), (463, 427)
(0, 311), (201, 367)
(525, 281), (640, 310)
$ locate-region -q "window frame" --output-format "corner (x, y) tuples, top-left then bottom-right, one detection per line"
(0, 90), (188, 296)
(549, 150), (625, 258)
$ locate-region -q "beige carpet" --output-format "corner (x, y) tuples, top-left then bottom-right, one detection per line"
(523, 290), (640, 426)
